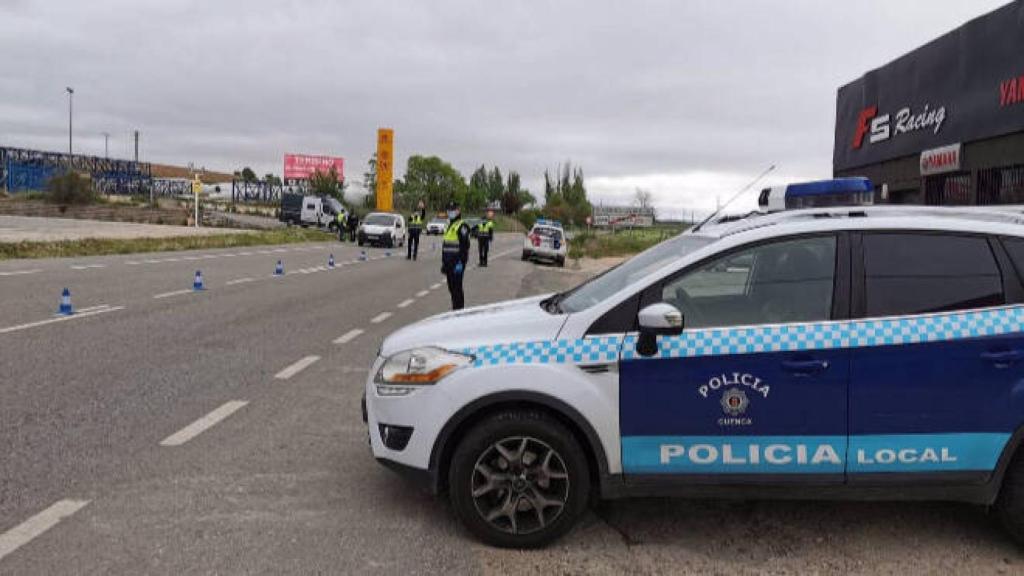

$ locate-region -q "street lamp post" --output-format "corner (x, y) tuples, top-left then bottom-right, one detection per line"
(102, 132), (109, 158)
(65, 87), (74, 157)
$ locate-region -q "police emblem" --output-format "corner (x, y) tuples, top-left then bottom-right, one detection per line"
(720, 387), (749, 416)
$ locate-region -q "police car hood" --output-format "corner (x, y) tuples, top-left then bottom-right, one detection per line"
(380, 294), (565, 355)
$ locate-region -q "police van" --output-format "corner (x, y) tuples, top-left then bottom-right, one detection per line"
(364, 202), (1024, 548)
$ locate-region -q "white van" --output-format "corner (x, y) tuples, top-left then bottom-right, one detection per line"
(358, 212), (407, 248)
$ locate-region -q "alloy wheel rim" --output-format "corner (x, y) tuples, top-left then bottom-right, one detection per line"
(470, 436), (570, 535)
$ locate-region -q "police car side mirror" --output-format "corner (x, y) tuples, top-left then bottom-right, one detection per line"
(636, 303), (683, 357)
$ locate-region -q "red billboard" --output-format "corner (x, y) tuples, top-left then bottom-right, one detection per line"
(283, 154), (345, 181)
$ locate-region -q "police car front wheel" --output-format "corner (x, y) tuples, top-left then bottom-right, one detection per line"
(448, 409), (590, 548)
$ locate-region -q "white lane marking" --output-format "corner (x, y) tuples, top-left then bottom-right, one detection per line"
(0, 306), (124, 335)
(0, 269), (42, 277)
(415, 290), (429, 297)
(257, 250), (273, 255)
(76, 304), (111, 314)
(182, 256), (201, 261)
(201, 254), (218, 259)
(275, 355), (321, 380)
(225, 277), (255, 286)
(370, 312), (392, 324)
(143, 259), (161, 264)
(159, 400), (249, 446)
(397, 299), (414, 309)
(273, 248), (288, 253)
(238, 251), (254, 256)
(164, 257), (181, 262)
(125, 261), (141, 266)
(0, 499), (91, 562)
(153, 289), (194, 300)
(430, 283), (442, 290)
(333, 329), (364, 344)
(70, 264), (106, 270)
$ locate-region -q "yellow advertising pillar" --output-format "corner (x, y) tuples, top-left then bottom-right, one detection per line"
(376, 128), (394, 212)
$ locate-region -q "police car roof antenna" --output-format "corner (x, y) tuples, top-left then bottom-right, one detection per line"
(691, 164), (776, 233)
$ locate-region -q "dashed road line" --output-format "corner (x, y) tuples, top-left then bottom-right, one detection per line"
(415, 290), (429, 297)
(159, 400), (249, 446)
(333, 328), (364, 344)
(397, 299), (415, 308)
(0, 269), (42, 277)
(0, 499), (91, 562)
(225, 277), (255, 286)
(0, 306), (124, 335)
(430, 283), (442, 290)
(153, 289), (195, 300)
(274, 355), (321, 380)
(371, 312), (392, 324)
(70, 264), (106, 270)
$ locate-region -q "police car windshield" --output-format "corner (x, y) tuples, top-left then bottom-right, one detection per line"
(364, 214), (395, 225)
(558, 234), (714, 313)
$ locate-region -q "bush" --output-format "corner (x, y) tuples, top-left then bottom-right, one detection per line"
(517, 208), (540, 231)
(47, 172), (96, 205)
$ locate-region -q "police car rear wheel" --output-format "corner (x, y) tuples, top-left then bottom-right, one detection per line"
(995, 449), (1024, 542)
(449, 410), (589, 548)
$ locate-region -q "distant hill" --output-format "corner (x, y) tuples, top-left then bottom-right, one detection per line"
(150, 163), (235, 184)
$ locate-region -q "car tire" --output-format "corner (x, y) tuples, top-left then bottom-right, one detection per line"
(996, 448), (1024, 543)
(448, 409), (590, 549)
(556, 257), (565, 268)
(358, 239), (364, 247)
(521, 251), (530, 261)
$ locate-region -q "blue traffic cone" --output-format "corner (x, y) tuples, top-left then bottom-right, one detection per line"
(58, 287), (73, 315)
(328, 254), (335, 268)
(274, 260), (284, 276)
(359, 251), (367, 261)
(193, 270), (205, 291)
(385, 251), (391, 258)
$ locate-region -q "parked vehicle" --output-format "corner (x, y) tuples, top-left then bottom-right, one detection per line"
(279, 193), (344, 229)
(365, 203), (1024, 548)
(522, 219), (566, 266)
(426, 217), (448, 235)
(358, 212), (407, 247)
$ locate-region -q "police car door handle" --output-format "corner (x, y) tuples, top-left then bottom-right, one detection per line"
(981, 349), (1022, 368)
(781, 359), (830, 375)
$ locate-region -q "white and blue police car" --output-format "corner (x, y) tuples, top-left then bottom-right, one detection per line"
(365, 200), (1024, 548)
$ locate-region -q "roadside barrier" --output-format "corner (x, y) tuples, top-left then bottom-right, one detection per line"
(58, 288), (73, 315)
(193, 270), (205, 291)
(275, 260), (284, 276)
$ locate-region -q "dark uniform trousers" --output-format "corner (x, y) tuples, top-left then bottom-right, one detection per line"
(408, 229), (421, 259)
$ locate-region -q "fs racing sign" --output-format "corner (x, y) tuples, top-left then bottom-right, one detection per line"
(834, 1), (1024, 172)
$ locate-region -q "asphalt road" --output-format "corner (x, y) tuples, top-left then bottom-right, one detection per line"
(2, 233), (1024, 575)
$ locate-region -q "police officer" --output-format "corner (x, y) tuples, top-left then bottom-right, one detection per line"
(336, 208), (347, 242)
(441, 201), (471, 310)
(407, 202), (425, 260)
(347, 210), (359, 242)
(477, 209), (495, 266)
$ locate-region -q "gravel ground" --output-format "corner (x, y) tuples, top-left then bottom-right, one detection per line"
(0, 214), (250, 242)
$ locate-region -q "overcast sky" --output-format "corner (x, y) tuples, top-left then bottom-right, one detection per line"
(0, 0), (1009, 217)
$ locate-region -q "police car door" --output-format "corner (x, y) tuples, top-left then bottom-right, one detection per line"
(847, 232), (1024, 483)
(619, 233), (851, 482)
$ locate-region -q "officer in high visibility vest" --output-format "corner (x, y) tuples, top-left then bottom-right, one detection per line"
(407, 202), (425, 260)
(441, 201), (471, 310)
(477, 209), (495, 266)
(336, 209), (347, 242)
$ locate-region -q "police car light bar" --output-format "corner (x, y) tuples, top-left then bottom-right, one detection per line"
(759, 177), (874, 213)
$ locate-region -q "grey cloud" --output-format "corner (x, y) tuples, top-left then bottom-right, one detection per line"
(0, 0), (1008, 208)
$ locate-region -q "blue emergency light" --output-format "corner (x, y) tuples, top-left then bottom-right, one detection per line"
(759, 177), (874, 212)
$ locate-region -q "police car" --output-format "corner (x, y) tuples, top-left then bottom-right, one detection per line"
(365, 201), (1024, 548)
(522, 219), (567, 267)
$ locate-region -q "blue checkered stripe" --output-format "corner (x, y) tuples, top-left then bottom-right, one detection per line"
(619, 306), (1024, 361)
(463, 335), (623, 367)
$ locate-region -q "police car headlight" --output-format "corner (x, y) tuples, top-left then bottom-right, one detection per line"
(375, 347), (474, 386)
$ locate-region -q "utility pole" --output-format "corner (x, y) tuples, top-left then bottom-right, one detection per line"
(101, 132), (109, 158)
(65, 87), (74, 157)
(133, 130), (139, 163)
